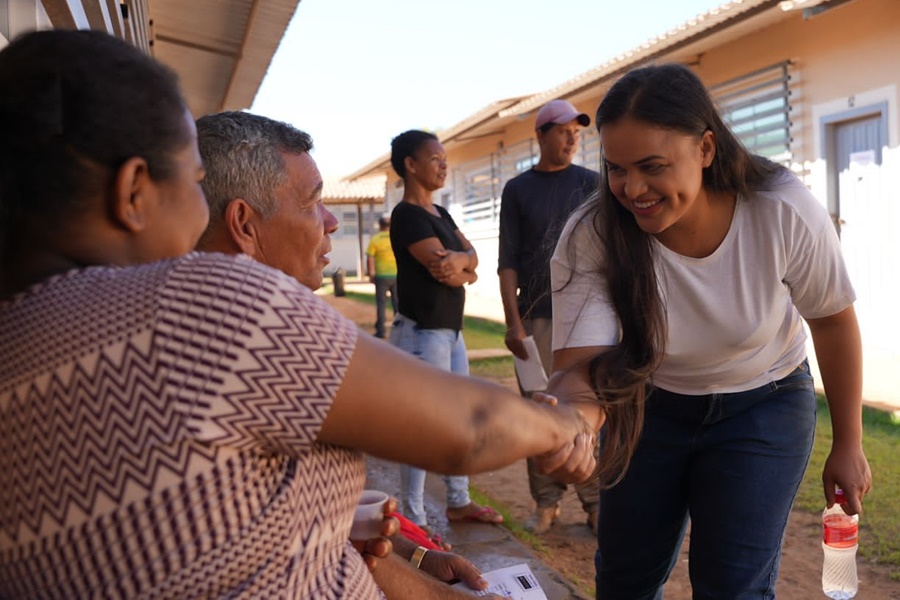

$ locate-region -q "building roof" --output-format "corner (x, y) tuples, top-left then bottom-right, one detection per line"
(39, 0), (300, 118)
(348, 0), (840, 181)
(149, 0), (300, 116)
(346, 96), (525, 181)
(323, 176), (386, 206)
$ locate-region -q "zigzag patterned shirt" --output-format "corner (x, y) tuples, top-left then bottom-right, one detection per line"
(0, 253), (383, 599)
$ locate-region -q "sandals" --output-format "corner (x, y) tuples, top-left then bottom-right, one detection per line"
(446, 502), (504, 525)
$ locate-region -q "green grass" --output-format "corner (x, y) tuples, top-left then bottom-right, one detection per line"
(467, 488), (546, 553)
(796, 397), (900, 579)
(469, 356), (515, 379)
(343, 290), (508, 350)
(459, 317), (507, 351)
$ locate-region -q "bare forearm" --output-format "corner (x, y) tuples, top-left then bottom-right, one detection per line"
(464, 248), (478, 271)
(372, 554), (469, 600)
(546, 360), (605, 433)
(808, 306), (864, 448)
(390, 533), (418, 560)
(455, 230), (478, 271)
(498, 269), (522, 328)
(412, 375), (575, 473)
(549, 346), (619, 433)
(320, 336), (581, 473)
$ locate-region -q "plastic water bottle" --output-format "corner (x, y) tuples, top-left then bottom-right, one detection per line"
(822, 488), (859, 599)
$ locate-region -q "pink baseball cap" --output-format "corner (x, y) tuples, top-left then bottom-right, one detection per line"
(535, 99), (590, 130)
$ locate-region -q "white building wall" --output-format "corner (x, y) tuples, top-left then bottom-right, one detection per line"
(4, 0), (52, 40)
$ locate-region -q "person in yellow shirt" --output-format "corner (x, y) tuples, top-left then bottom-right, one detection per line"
(366, 216), (398, 338)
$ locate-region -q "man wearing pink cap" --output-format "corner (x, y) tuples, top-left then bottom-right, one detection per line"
(498, 99), (601, 535)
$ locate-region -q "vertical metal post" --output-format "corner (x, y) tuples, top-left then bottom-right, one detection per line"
(356, 204), (365, 280)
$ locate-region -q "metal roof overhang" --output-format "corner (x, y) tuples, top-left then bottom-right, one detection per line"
(39, 0), (300, 117)
(150, 0), (299, 116)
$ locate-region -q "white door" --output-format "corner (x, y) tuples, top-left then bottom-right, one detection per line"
(826, 112), (897, 352)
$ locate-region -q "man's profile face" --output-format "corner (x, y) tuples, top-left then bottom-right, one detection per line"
(253, 152), (338, 290)
(537, 119), (583, 168)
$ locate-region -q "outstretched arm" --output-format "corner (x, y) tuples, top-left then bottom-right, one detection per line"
(317, 334), (590, 475)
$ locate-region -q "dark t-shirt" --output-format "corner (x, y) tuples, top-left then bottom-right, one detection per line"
(497, 164), (599, 319)
(390, 202), (466, 331)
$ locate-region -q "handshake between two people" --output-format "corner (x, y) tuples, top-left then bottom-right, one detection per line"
(529, 390), (600, 485)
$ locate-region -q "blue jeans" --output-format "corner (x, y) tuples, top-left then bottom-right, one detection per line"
(596, 361), (816, 600)
(389, 313), (472, 526)
(373, 276), (397, 338)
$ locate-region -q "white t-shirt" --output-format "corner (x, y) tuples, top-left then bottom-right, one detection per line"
(551, 173), (856, 394)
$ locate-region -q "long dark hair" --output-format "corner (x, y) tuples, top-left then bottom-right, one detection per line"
(572, 63), (785, 486)
(0, 30), (189, 281)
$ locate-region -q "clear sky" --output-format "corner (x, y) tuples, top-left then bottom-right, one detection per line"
(251, 0), (727, 179)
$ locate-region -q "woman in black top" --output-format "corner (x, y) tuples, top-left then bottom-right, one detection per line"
(388, 130), (503, 529)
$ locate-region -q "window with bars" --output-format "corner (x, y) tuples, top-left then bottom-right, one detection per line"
(339, 210), (358, 236)
(445, 64), (793, 228)
(330, 206), (380, 238)
(711, 61), (793, 163)
(452, 128), (599, 227)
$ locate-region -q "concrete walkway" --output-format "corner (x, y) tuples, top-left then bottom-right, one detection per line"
(364, 456), (590, 600)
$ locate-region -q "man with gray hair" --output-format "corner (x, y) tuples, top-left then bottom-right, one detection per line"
(196, 111), (336, 291)
(194, 111), (495, 600)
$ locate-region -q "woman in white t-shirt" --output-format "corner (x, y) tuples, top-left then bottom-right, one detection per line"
(547, 64), (872, 599)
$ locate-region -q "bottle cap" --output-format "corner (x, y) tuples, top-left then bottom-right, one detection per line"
(834, 488), (846, 504)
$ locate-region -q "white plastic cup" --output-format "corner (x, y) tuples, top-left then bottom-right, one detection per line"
(350, 490), (389, 541)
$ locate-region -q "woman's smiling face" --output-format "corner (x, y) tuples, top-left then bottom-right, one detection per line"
(601, 117), (715, 238)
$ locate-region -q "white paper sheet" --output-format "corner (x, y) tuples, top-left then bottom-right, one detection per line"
(451, 563), (549, 599)
(513, 336), (548, 393)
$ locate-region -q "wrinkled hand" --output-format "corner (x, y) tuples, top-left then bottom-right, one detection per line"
(352, 496), (401, 572)
(531, 393), (602, 483)
(419, 550), (488, 590)
(822, 444), (872, 515)
(504, 322), (528, 360)
(531, 399), (598, 484)
(533, 431), (596, 484)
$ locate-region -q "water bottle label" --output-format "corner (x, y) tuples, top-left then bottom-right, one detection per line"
(823, 525), (858, 545)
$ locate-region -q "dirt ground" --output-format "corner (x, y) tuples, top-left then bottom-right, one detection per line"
(322, 293), (900, 599)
